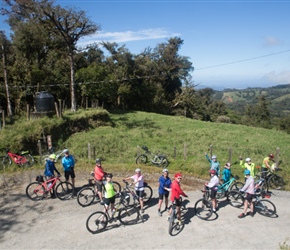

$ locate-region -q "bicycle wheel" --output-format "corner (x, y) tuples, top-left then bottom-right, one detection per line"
(142, 185), (153, 204)
(86, 212), (108, 234)
(136, 154), (148, 164)
(255, 181), (268, 197)
(168, 210), (175, 235)
(227, 190), (244, 208)
(255, 199), (276, 217)
(26, 182), (45, 201)
(112, 181), (121, 193)
(1, 156), (12, 170)
(158, 156), (169, 168)
(118, 205), (139, 225)
(194, 198), (212, 220)
(230, 181), (244, 191)
(216, 185), (225, 199)
(56, 181), (74, 200)
(77, 187), (96, 207)
(21, 154), (35, 167)
(268, 175), (284, 190)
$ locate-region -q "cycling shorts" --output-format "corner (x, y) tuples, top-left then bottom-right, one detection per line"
(64, 168), (75, 180)
(159, 193), (169, 200)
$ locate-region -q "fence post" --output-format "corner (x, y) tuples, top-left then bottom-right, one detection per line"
(184, 143), (187, 160)
(93, 146), (96, 160)
(37, 140), (42, 158)
(2, 110), (5, 128)
(228, 148), (232, 163)
(210, 144), (213, 158)
(27, 104), (30, 121)
(55, 102), (60, 118)
(88, 143), (91, 160)
(174, 146), (176, 159)
(276, 147), (280, 167)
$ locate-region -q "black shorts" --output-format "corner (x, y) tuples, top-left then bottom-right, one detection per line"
(95, 180), (103, 192)
(64, 168), (75, 180)
(245, 193), (254, 202)
(136, 190), (144, 199)
(173, 197), (182, 207)
(103, 196), (116, 206)
(159, 193), (169, 200)
(210, 187), (218, 199)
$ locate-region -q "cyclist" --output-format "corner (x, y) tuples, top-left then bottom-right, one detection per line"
(168, 173), (188, 225)
(44, 154), (61, 198)
(102, 173), (116, 221)
(61, 149), (75, 188)
(204, 153), (220, 176)
(92, 158), (106, 205)
(205, 169), (219, 212)
(239, 156), (256, 180)
(157, 168), (172, 216)
(262, 153), (275, 173)
(238, 169), (255, 218)
(221, 162), (232, 184)
(124, 168), (145, 213)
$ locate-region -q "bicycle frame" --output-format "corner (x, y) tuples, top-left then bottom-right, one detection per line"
(7, 151), (28, 165)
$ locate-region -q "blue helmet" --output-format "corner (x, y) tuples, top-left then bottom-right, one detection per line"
(244, 169), (251, 175)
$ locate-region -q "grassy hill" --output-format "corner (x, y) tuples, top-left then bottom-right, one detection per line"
(0, 109), (289, 189)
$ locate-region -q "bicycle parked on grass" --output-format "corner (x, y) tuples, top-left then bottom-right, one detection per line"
(194, 188), (213, 220)
(39, 147), (67, 165)
(0, 148), (34, 170)
(86, 191), (142, 234)
(255, 166), (285, 190)
(122, 180), (153, 205)
(168, 198), (188, 236)
(216, 175), (244, 199)
(26, 175), (74, 201)
(77, 177), (121, 207)
(136, 146), (169, 168)
(227, 190), (277, 217)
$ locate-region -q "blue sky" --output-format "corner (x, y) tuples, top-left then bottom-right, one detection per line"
(1, 0), (290, 90)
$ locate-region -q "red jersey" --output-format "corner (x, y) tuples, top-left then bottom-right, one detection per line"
(94, 165), (105, 181)
(170, 180), (186, 202)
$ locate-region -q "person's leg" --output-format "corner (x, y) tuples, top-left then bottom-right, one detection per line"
(165, 196), (169, 210)
(176, 206), (181, 220)
(243, 200), (249, 214)
(70, 169), (76, 187)
(212, 198), (217, 211)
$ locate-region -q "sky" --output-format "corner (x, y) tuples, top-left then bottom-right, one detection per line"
(1, 0), (290, 90)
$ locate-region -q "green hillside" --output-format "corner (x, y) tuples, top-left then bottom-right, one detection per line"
(0, 109), (289, 189)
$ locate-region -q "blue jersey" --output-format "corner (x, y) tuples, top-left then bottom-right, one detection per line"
(62, 155), (75, 171)
(158, 175), (172, 195)
(205, 155), (220, 176)
(222, 168), (231, 183)
(44, 160), (59, 177)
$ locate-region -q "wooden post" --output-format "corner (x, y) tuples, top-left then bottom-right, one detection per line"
(58, 99), (62, 118)
(228, 148), (232, 163)
(88, 143), (91, 160)
(137, 145), (140, 156)
(86, 97), (88, 109)
(210, 144), (213, 158)
(2, 110), (5, 128)
(174, 146), (176, 159)
(184, 143), (187, 160)
(37, 140), (42, 158)
(93, 146), (96, 159)
(26, 104), (30, 121)
(55, 102), (60, 118)
(276, 147), (280, 167)
(47, 135), (52, 149)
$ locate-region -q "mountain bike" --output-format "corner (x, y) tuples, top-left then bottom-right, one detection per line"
(0, 148), (35, 170)
(86, 192), (142, 234)
(168, 198), (188, 236)
(122, 180), (153, 205)
(77, 177), (121, 207)
(216, 175), (244, 199)
(194, 188), (213, 220)
(26, 175), (74, 201)
(39, 147), (67, 165)
(136, 145), (169, 168)
(255, 168), (284, 190)
(226, 190), (277, 217)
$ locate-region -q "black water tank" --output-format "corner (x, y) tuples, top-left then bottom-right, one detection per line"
(35, 91), (55, 112)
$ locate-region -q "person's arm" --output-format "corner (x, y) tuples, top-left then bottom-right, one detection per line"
(205, 153), (211, 163)
(55, 166), (61, 176)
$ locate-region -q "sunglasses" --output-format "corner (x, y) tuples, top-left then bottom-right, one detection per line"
(177, 177), (182, 180)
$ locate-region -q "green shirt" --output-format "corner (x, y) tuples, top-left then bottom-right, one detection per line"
(104, 181), (115, 198)
(240, 160), (255, 177)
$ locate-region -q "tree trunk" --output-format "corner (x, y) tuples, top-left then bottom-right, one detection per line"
(69, 52), (76, 112)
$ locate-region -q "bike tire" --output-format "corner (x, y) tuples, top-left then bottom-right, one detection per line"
(229, 181), (244, 191)
(136, 154), (148, 165)
(227, 190), (244, 208)
(26, 182), (45, 201)
(77, 187), (96, 207)
(158, 156), (169, 168)
(55, 181), (74, 200)
(255, 199), (276, 217)
(112, 181), (121, 193)
(143, 185), (153, 204)
(194, 198), (212, 220)
(86, 211), (108, 234)
(21, 154), (35, 167)
(255, 181), (268, 197)
(268, 174), (284, 190)
(168, 210), (175, 235)
(118, 205), (139, 225)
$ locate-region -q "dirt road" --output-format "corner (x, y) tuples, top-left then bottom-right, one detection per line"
(0, 171), (289, 249)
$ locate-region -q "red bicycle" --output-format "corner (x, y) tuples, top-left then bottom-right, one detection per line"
(0, 148), (35, 170)
(26, 175), (74, 201)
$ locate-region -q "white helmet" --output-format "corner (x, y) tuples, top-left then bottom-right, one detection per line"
(212, 155), (217, 159)
(245, 158), (251, 162)
(135, 168), (141, 173)
(163, 169), (168, 173)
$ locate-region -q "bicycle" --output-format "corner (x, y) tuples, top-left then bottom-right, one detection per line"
(136, 145), (169, 168)
(168, 198), (188, 236)
(216, 175), (244, 199)
(39, 147), (67, 165)
(255, 166), (285, 190)
(86, 191), (142, 234)
(1, 148), (35, 170)
(122, 180), (153, 205)
(77, 177), (121, 207)
(26, 175), (74, 201)
(227, 190), (277, 217)
(194, 188), (213, 220)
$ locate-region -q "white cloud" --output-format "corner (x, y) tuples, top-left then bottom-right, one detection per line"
(78, 28), (180, 46)
(261, 70), (290, 84)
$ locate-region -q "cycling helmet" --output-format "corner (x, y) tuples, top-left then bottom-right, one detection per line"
(162, 168), (168, 173)
(269, 153), (274, 159)
(95, 158), (101, 164)
(225, 162), (231, 167)
(135, 168), (141, 173)
(106, 173), (113, 178)
(174, 173), (182, 178)
(63, 149), (69, 154)
(244, 169), (251, 175)
(209, 169), (216, 175)
(49, 154), (56, 160)
(245, 158), (251, 162)
(212, 155), (217, 159)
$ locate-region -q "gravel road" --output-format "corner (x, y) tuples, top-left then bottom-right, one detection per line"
(1, 171), (289, 250)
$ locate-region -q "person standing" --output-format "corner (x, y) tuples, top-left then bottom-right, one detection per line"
(262, 153), (275, 173)
(221, 162), (232, 184)
(157, 169), (172, 216)
(61, 149), (75, 188)
(204, 153), (220, 176)
(238, 169), (255, 218)
(102, 173), (116, 220)
(92, 158), (106, 205)
(239, 156), (256, 180)
(205, 169), (219, 212)
(44, 154), (61, 198)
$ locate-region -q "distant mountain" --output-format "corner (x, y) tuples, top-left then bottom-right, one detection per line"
(212, 84), (290, 116)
